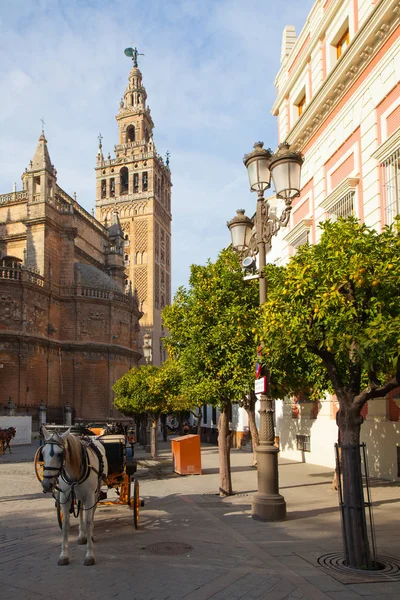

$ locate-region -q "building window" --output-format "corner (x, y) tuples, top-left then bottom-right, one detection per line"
(101, 179), (106, 199)
(292, 230), (309, 251)
(110, 178), (115, 197)
(124, 254), (130, 265)
(382, 148), (400, 225)
(297, 94), (306, 117)
(126, 125), (135, 143)
(296, 434), (311, 452)
(124, 234), (129, 246)
(142, 171), (148, 192)
(329, 191), (354, 219)
(120, 167), (129, 194)
(133, 173), (139, 193)
(212, 407), (217, 426)
(336, 28), (349, 59)
(203, 405), (207, 424)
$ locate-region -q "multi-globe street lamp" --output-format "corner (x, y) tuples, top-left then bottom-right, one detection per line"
(227, 141), (303, 521)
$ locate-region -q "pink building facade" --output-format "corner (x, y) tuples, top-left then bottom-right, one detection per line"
(271, 0), (400, 479)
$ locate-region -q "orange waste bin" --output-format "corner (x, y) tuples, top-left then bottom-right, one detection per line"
(171, 434), (202, 475)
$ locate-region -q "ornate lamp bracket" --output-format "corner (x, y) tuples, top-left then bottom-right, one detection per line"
(256, 200), (292, 253)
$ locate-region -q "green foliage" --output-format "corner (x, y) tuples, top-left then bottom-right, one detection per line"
(113, 359), (185, 417)
(260, 217), (400, 405)
(162, 247), (260, 410)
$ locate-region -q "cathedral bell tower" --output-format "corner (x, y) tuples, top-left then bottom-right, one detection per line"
(95, 49), (172, 366)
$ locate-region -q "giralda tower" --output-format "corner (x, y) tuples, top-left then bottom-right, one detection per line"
(95, 49), (172, 365)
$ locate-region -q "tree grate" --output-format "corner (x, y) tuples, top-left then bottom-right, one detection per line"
(317, 553), (400, 583)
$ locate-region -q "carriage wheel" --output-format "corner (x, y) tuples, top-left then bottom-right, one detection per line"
(133, 477), (140, 529)
(34, 447), (44, 482)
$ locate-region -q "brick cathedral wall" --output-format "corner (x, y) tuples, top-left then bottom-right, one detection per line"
(26, 348), (50, 406)
(80, 357), (110, 420)
(0, 349), (19, 405)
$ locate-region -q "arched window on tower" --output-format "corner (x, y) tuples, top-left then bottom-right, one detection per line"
(110, 178), (115, 197)
(126, 126), (135, 143)
(120, 167), (129, 194)
(142, 171), (148, 192)
(133, 173), (139, 193)
(101, 180), (106, 199)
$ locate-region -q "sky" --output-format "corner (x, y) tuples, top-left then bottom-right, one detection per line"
(0, 0), (314, 295)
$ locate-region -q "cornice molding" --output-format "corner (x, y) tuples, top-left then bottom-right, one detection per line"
(275, 0), (345, 89)
(320, 177), (359, 210)
(372, 127), (400, 162)
(273, 0), (400, 151)
(283, 218), (313, 244)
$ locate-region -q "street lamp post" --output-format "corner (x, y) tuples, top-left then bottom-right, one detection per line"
(227, 141), (303, 521)
(142, 333), (153, 365)
(142, 332), (153, 452)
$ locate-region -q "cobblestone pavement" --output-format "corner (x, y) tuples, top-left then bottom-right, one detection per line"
(0, 442), (399, 600)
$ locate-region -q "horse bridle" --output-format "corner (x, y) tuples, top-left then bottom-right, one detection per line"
(42, 437), (66, 481)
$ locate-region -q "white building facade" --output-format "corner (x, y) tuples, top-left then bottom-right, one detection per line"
(271, 0), (400, 480)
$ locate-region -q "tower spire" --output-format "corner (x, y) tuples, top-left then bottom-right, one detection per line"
(29, 131), (54, 173)
(97, 132), (104, 164)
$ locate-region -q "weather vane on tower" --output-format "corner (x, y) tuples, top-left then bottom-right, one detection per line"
(124, 46), (144, 68)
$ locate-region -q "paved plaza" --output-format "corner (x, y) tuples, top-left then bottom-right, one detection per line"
(0, 440), (399, 600)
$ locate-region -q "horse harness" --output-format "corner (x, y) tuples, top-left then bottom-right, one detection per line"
(42, 435), (105, 497)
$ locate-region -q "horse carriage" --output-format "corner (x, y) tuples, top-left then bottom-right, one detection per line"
(34, 424), (144, 566)
(0, 427), (16, 455)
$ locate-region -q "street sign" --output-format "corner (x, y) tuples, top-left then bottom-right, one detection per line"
(254, 376), (266, 395)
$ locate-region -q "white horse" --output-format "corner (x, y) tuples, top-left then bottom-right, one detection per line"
(40, 426), (108, 566)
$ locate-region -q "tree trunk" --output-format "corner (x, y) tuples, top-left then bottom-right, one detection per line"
(332, 422), (341, 490)
(160, 414), (168, 442)
(150, 415), (159, 458)
(178, 412), (184, 436)
(218, 408), (232, 497)
(195, 408), (202, 435)
(337, 403), (372, 569)
(245, 391), (259, 467)
(332, 446), (341, 490)
(140, 415), (147, 448)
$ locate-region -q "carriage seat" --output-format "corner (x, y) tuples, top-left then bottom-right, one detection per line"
(98, 434), (126, 476)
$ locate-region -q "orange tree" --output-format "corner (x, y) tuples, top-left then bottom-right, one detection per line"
(162, 247), (259, 496)
(259, 217), (400, 568)
(113, 359), (186, 458)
